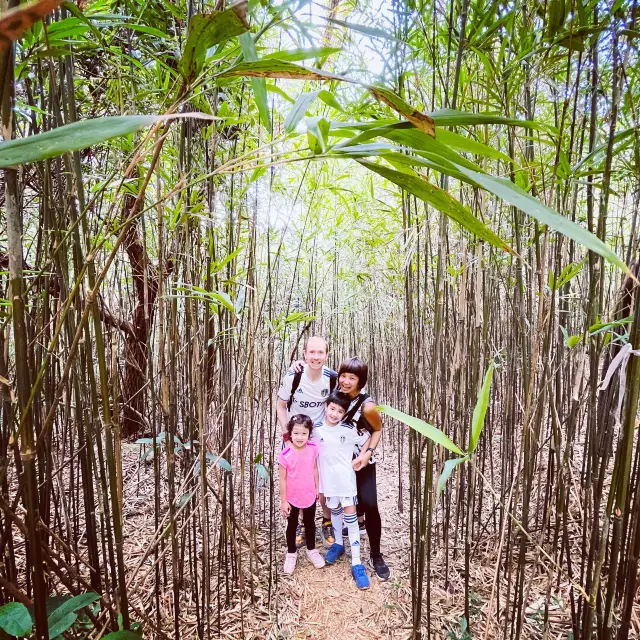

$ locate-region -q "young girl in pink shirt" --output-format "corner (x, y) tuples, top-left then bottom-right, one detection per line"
(278, 414), (325, 574)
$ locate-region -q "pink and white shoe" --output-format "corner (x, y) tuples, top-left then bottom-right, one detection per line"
(306, 548), (325, 569)
(283, 552), (297, 574)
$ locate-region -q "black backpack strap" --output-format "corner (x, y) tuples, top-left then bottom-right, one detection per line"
(328, 370), (338, 394)
(343, 392), (370, 426)
(287, 369), (303, 411)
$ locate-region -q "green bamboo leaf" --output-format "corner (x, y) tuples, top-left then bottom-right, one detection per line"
(0, 115), (213, 168)
(307, 116), (331, 154)
(265, 83), (294, 103)
(0, 116), (155, 168)
(546, 0), (566, 39)
(324, 17), (399, 41)
(256, 463), (269, 480)
(209, 291), (235, 314)
(470, 363), (494, 453)
(205, 453), (232, 472)
(358, 161), (518, 257)
(568, 334), (583, 349)
(284, 91), (319, 133)
(239, 32), (271, 131)
(437, 456), (469, 496)
(179, 1), (249, 81)
(377, 405), (464, 455)
(0, 602), (32, 638)
(436, 129), (514, 166)
(317, 90), (344, 112)
(219, 59), (343, 82)
(453, 165), (630, 274)
(262, 47), (341, 62)
(589, 316), (633, 336)
(114, 23), (169, 38)
(572, 127), (635, 173)
(428, 108), (556, 134)
(103, 632), (143, 640)
(549, 258), (585, 290)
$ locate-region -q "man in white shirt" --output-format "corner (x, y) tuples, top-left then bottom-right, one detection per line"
(276, 336), (337, 545)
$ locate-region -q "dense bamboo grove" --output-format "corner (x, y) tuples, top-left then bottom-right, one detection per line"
(1, 0), (640, 638)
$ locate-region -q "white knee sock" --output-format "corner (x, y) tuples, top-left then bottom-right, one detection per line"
(344, 512), (361, 565)
(330, 507), (343, 546)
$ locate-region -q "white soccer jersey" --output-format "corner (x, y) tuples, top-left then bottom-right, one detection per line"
(314, 421), (370, 498)
(278, 366), (336, 424)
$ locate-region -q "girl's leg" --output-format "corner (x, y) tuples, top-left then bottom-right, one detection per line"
(302, 502), (317, 550)
(343, 505), (361, 566)
(286, 506), (301, 553)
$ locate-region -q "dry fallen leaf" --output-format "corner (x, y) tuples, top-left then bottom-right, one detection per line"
(0, 0), (62, 51)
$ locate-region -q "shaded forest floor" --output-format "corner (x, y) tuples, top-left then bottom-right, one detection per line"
(113, 438), (627, 639)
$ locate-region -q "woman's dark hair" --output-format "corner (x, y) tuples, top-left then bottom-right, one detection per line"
(325, 391), (351, 412)
(286, 413), (313, 437)
(338, 357), (368, 390)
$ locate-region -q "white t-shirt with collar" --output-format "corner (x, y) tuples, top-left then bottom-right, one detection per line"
(278, 366), (336, 424)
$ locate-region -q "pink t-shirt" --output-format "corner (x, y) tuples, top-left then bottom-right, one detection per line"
(278, 442), (318, 508)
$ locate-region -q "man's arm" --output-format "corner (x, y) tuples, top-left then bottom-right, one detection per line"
(276, 398), (289, 436)
(276, 371), (294, 436)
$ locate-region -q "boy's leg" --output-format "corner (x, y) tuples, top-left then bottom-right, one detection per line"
(302, 502), (317, 550)
(343, 505), (361, 566)
(330, 505), (344, 546)
(324, 498), (346, 564)
(319, 494), (335, 545)
(286, 506), (301, 554)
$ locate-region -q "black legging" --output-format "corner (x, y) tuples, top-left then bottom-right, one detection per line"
(286, 502), (316, 553)
(356, 462), (382, 557)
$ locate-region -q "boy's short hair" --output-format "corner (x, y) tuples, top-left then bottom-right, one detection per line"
(338, 357), (368, 390)
(326, 391), (351, 413)
(286, 414), (313, 436)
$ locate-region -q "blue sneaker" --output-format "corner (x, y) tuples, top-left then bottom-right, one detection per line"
(324, 543), (345, 564)
(351, 563), (370, 590)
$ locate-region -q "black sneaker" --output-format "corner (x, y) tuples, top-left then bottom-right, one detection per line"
(342, 522), (367, 538)
(369, 554), (390, 581)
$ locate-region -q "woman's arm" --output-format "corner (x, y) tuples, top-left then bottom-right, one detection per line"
(352, 435), (372, 471)
(279, 464), (290, 516)
(352, 404), (382, 469)
(362, 403), (382, 450)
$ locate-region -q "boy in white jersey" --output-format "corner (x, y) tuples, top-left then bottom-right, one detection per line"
(315, 392), (372, 590)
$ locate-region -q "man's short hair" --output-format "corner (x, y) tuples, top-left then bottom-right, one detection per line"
(338, 357), (368, 390)
(326, 391), (351, 412)
(304, 335), (328, 352)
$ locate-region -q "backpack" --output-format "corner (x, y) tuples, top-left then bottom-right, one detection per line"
(286, 367), (337, 411)
(342, 392), (371, 432)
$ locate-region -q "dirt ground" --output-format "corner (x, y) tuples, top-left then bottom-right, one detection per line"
(115, 438), (640, 639)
